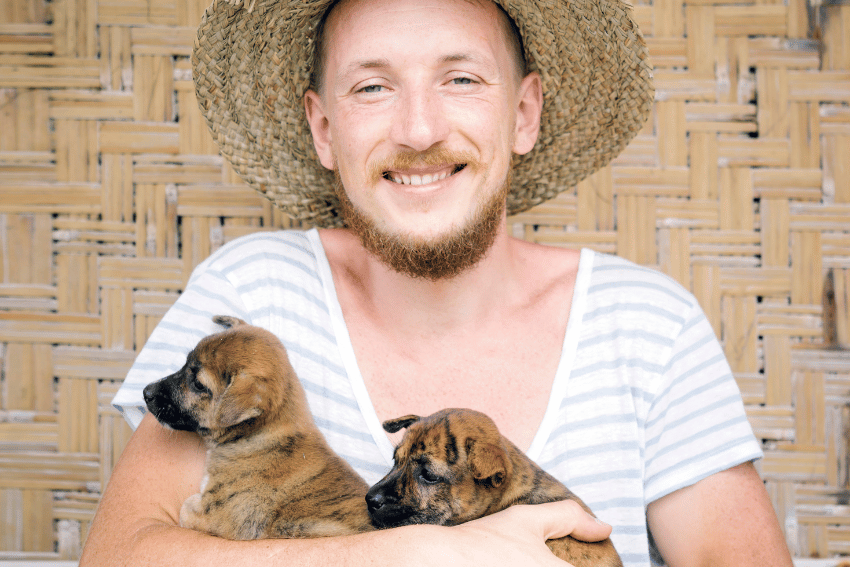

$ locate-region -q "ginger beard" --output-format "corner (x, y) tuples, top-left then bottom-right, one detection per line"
(333, 149), (509, 281)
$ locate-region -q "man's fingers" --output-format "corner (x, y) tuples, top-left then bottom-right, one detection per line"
(520, 500), (613, 543)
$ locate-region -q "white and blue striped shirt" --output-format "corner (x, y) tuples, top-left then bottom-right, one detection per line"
(113, 228), (761, 566)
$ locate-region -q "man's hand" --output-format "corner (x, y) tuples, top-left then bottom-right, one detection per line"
(414, 501), (612, 567)
(463, 500), (613, 545)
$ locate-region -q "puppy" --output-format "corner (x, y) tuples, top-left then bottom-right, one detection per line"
(143, 315), (374, 539)
(366, 408), (622, 567)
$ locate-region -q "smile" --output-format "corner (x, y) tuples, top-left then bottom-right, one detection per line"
(383, 164), (466, 186)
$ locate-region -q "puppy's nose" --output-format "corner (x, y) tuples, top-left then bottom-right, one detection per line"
(366, 490), (386, 511)
(365, 487), (397, 512)
(143, 384), (154, 404)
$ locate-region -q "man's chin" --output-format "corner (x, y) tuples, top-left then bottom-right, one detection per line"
(366, 228), (496, 282)
(337, 189), (507, 282)
(333, 166), (510, 281)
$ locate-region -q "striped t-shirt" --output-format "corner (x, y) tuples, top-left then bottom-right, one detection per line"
(113, 228), (762, 567)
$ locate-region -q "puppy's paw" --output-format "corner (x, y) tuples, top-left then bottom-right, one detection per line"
(179, 493), (205, 531)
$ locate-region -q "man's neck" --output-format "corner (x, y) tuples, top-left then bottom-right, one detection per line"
(322, 225), (523, 332)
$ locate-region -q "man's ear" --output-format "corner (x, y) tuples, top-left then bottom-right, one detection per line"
(304, 89), (335, 170)
(465, 438), (511, 488)
(512, 71), (543, 156)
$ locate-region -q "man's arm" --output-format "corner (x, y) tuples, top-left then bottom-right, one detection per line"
(81, 413), (611, 567)
(646, 461), (793, 567)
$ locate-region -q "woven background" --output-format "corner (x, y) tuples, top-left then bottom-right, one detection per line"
(0, 0), (849, 560)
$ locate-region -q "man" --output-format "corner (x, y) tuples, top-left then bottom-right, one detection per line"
(81, 0), (794, 565)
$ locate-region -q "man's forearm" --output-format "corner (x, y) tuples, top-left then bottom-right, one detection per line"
(81, 501), (608, 567)
(81, 517), (440, 567)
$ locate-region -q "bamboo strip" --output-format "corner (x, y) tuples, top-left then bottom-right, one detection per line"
(0, 453), (99, 490)
(49, 91), (134, 120)
(130, 26), (194, 56)
(0, 56), (100, 88)
(0, 183), (100, 214)
(0, 312), (100, 345)
(98, 257), (184, 290)
(688, 132), (718, 200)
(788, 72), (850, 102)
(100, 122), (179, 154)
(53, 347), (135, 380)
(761, 446), (829, 482)
(576, 168), (614, 231)
(715, 5), (788, 37)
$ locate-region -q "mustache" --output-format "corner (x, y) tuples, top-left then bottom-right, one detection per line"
(368, 148), (480, 181)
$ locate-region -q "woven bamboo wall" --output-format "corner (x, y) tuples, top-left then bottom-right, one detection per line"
(0, 0), (848, 560)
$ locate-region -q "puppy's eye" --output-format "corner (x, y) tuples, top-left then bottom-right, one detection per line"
(188, 373), (209, 395)
(418, 467), (441, 485)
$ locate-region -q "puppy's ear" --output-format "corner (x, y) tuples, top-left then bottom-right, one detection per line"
(382, 415), (421, 433)
(213, 370), (266, 428)
(213, 315), (247, 329)
(465, 439), (511, 488)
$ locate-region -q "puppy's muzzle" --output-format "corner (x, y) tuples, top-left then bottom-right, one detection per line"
(143, 374), (200, 432)
(365, 478), (415, 528)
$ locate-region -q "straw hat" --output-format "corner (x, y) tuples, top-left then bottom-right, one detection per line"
(193, 0), (654, 228)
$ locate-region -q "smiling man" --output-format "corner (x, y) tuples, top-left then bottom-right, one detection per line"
(81, 0), (794, 566)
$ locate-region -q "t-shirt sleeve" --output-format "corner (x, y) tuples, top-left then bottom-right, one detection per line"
(111, 261), (250, 429)
(642, 300), (763, 504)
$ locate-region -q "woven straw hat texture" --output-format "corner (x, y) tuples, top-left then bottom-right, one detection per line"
(192, 0), (655, 227)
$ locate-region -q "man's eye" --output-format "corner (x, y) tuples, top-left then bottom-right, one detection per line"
(418, 467), (441, 484)
(451, 77), (474, 85)
(359, 84), (384, 94)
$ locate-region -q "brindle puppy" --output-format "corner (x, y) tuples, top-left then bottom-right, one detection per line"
(143, 315), (374, 539)
(366, 408), (622, 567)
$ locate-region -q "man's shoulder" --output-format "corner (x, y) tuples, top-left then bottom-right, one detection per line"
(182, 229), (327, 293)
(586, 251), (698, 311)
(199, 229), (318, 272)
(589, 252), (691, 292)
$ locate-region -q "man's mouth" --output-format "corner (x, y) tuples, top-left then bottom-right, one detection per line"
(383, 164), (466, 186)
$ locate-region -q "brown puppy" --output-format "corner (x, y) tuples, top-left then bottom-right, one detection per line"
(366, 408), (622, 567)
(143, 315), (374, 539)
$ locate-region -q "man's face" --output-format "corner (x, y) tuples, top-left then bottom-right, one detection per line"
(305, 0), (541, 279)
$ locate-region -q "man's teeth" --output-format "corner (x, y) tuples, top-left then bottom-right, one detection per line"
(388, 168), (455, 186)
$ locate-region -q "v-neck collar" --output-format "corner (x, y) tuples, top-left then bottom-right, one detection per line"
(306, 227), (594, 465)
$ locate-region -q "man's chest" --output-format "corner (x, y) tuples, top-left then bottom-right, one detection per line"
(349, 318), (567, 451)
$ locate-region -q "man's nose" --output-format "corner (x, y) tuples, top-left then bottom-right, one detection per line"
(391, 89), (449, 152)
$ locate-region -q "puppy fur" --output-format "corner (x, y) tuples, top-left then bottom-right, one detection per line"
(365, 408), (622, 567)
(143, 315), (374, 539)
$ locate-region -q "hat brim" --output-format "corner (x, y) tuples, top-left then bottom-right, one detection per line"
(193, 0), (654, 228)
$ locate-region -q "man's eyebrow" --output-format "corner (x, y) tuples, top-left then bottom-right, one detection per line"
(340, 53), (493, 76)
(338, 58), (391, 79)
(440, 53), (483, 64)
(440, 52), (499, 74)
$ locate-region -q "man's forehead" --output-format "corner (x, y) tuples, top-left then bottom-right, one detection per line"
(322, 0), (518, 78)
(312, 0), (526, 93)
(327, 0), (500, 20)
(323, 0), (507, 48)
